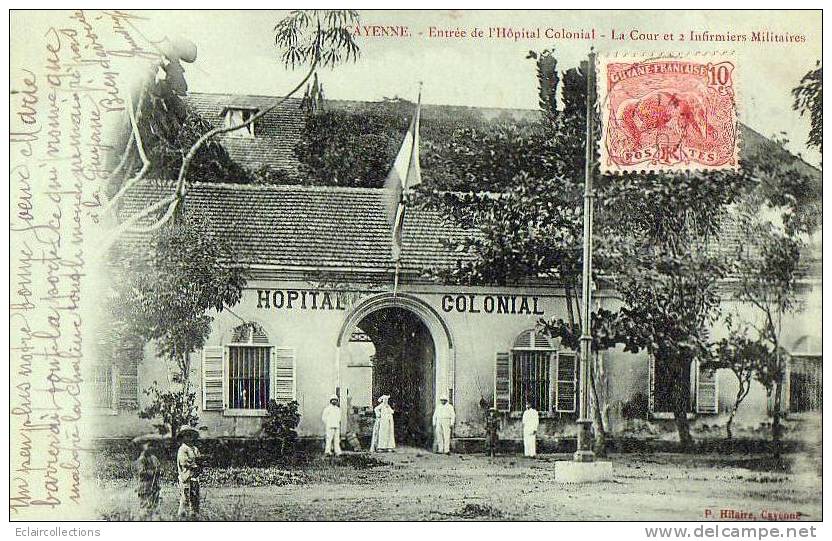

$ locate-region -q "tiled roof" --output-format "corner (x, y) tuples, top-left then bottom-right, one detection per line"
(118, 181), (471, 275)
(183, 93), (307, 174)
(117, 180), (819, 284)
(182, 92), (541, 177)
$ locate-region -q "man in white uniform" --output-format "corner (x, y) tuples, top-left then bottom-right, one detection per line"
(521, 400), (539, 457)
(432, 395), (455, 454)
(322, 395), (343, 456)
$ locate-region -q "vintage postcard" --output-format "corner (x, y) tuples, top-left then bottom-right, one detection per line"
(8, 8), (822, 525)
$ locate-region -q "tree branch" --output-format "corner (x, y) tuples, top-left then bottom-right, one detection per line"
(95, 194), (178, 258)
(102, 86), (151, 217)
(129, 196), (180, 234)
(109, 130), (135, 180)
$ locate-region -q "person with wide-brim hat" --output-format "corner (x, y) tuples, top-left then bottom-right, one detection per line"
(132, 433), (168, 520)
(177, 427), (200, 440)
(176, 427), (203, 519)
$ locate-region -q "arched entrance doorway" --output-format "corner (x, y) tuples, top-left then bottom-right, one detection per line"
(336, 293), (454, 447)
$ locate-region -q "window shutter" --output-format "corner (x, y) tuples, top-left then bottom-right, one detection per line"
(555, 352), (577, 412)
(549, 352), (558, 413)
(116, 352), (139, 410)
(272, 347), (296, 402)
(494, 352), (511, 412)
(202, 346), (225, 411)
(117, 374), (139, 410)
(696, 363), (718, 414)
(648, 356), (656, 413)
(110, 364), (119, 410)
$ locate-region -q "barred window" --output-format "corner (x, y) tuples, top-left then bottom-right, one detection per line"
(500, 329), (576, 414)
(227, 322), (271, 410)
(510, 350), (551, 412)
(228, 346), (271, 410)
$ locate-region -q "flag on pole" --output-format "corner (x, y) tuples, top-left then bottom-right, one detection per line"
(384, 88), (422, 263)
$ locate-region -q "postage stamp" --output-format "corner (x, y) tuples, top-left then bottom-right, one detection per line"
(598, 53), (739, 173)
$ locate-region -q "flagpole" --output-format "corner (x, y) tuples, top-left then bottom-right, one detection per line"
(393, 82), (422, 298)
(575, 50), (596, 463)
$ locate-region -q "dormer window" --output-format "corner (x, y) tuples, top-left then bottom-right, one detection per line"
(224, 107), (257, 138)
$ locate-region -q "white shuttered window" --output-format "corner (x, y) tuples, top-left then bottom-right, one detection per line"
(201, 323), (296, 413)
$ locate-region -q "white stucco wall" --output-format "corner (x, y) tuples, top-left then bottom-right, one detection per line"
(91, 277), (820, 442)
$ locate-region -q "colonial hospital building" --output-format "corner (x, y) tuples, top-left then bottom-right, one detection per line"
(92, 93), (822, 446)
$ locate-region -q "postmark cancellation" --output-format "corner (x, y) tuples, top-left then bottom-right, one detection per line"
(598, 53), (739, 174)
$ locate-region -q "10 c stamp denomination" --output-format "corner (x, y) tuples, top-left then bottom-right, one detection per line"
(598, 53), (739, 173)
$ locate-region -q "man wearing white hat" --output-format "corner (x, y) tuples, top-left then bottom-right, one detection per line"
(322, 395), (343, 456)
(432, 395), (455, 454)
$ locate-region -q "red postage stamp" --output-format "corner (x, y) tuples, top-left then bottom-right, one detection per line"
(598, 54), (739, 173)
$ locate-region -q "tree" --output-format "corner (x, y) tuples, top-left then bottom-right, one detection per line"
(705, 316), (775, 440)
(792, 61), (822, 154)
(295, 109), (405, 186)
(609, 244), (730, 449)
(733, 200), (804, 455)
(261, 400), (302, 457)
(99, 9), (361, 253)
(748, 134), (821, 237)
(110, 212), (247, 439)
(139, 381), (200, 439)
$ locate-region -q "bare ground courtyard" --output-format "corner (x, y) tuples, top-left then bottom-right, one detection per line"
(95, 431), (821, 521)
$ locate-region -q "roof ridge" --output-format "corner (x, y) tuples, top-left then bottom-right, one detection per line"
(140, 179), (386, 194)
(185, 91), (538, 114)
(186, 91), (303, 101)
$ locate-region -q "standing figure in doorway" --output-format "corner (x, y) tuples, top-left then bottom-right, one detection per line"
(322, 395), (343, 456)
(432, 395), (456, 454)
(522, 401), (539, 458)
(371, 395), (396, 452)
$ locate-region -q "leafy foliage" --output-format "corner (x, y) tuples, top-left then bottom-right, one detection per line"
(527, 50), (559, 121)
(295, 109), (404, 186)
(260, 400), (302, 456)
(274, 10), (360, 68)
(111, 211), (247, 436)
(705, 316), (777, 439)
(732, 197), (804, 450)
(139, 380), (199, 439)
(293, 97), (541, 188)
(542, 307), (638, 353)
(118, 212), (247, 363)
(791, 61), (822, 153)
(136, 89), (254, 184)
(249, 165), (299, 185)
(745, 134), (821, 237)
(106, 60), (254, 202)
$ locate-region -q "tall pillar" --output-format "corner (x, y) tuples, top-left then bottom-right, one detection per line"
(574, 50), (596, 463)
